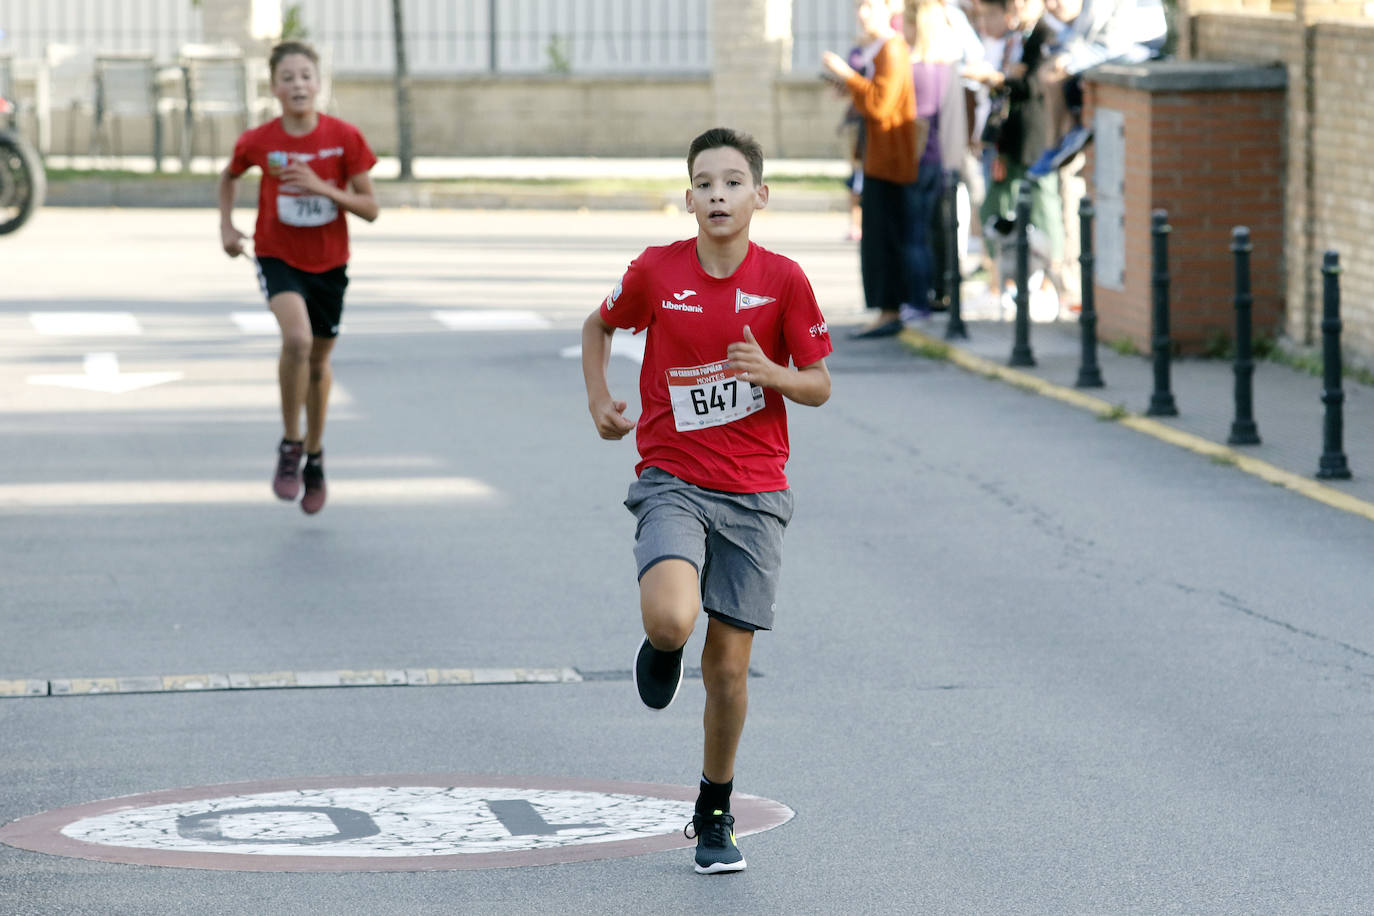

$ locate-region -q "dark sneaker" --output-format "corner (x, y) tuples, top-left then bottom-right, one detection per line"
(300, 452), (326, 515)
(633, 637), (683, 710)
(686, 810), (745, 874)
(272, 439), (304, 501)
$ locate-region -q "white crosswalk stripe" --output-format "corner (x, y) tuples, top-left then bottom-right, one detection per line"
(29, 312), (142, 336)
(432, 309), (551, 331)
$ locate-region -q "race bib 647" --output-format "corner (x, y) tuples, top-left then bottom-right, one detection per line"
(666, 359), (766, 432)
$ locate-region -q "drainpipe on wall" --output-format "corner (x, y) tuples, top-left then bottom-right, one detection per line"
(1300, 6), (1317, 346)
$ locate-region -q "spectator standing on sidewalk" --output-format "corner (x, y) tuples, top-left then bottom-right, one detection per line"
(902, 0), (964, 322)
(965, 0), (1065, 312)
(1024, 0), (1167, 312)
(1033, 0), (1167, 163)
(823, 0), (920, 339)
(217, 41), (379, 514)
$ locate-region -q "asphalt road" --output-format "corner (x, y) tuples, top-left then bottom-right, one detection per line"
(3, 208), (1374, 915)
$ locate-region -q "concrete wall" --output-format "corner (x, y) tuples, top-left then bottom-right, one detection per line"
(327, 75), (846, 160)
(12, 71), (848, 161)
(336, 76), (850, 160)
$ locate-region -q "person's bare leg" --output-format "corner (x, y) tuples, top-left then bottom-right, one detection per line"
(304, 336), (336, 453)
(270, 293), (312, 441)
(700, 616), (754, 784)
(639, 558), (699, 652)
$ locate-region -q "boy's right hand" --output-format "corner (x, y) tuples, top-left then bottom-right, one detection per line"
(221, 225), (250, 258)
(589, 397), (636, 440)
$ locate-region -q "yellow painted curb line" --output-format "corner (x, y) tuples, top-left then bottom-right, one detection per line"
(899, 328), (1374, 524)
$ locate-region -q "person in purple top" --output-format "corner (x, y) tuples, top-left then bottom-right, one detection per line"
(902, 0), (961, 321)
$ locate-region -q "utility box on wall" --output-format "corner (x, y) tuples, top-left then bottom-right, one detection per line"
(1082, 61), (1287, 355)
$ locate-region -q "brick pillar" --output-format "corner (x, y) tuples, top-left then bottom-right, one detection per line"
(202, 0), (282, 53)
(1083, 62), (1287, 355)
(710, 0), (793, 156)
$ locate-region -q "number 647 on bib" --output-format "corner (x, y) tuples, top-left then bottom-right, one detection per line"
(666, 359), (766, 432)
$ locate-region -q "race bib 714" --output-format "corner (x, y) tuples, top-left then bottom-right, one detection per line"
(666, 359), (766, 432)
(277, 193), (338, 228)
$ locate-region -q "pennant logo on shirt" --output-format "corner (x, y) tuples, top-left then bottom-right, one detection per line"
(735, 290), (776, 313)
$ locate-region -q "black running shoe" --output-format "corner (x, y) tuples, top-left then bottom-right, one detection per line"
(633, 637), (683, 710)
(273, 439), (304, 501)
(686, 809), (746, 874)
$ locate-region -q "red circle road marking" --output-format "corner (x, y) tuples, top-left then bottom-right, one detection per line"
(0, 774), (794, 872)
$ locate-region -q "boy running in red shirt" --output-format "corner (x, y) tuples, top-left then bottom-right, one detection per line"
(217, 41), (378, 514)
(581, 127), (833, 874)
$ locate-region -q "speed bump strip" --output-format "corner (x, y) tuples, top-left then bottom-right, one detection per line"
(5, 667), (583, 698)
(899, 328), (1374, 526)
(0, 680), (49, 698)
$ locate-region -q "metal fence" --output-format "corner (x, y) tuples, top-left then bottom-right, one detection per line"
(0, 0), (201, 62)
(293, 0), (713, 74)
(0, 0), (857, 77)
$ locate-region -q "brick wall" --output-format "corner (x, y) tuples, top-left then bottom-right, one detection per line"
(1193, 14), (1374, 365)
(1192, 14), (1308, 341)
(1310, 22), (1374, 359)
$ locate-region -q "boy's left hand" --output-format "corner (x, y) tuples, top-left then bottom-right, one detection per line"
(280, 161), (329, 195)
(727, 325), (780, 388)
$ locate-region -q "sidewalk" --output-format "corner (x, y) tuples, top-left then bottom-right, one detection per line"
(897, 313), (1374, 522)
(38, 155), (852, 211)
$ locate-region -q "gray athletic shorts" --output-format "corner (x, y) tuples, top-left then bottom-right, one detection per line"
(624, 466), (795, 631)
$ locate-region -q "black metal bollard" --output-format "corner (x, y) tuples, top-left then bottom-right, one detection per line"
(1227, 227), (1261, 445)
(943, 169), (968, 340)
(1317, 251), (1351, 479)
(1009, 181), (1036, 367)
(1146, 210), (1178, 416)
(1075, 197), (1104, 388)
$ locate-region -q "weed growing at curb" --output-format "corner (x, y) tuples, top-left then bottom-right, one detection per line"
(1210, 453), (1239, 467)
(1265, 347), (1374, 388)
(1108, 338), (1140, 356)
(911, 340), (951, 361)
(1098, 403), (1129, 421)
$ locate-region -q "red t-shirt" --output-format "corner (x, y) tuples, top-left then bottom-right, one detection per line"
(228, 115), (377, 273)
(600, 239), (833, 493)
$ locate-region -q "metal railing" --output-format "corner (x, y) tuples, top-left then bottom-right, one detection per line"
(296, 0), (711, 75)
(0, 0), (858, 77)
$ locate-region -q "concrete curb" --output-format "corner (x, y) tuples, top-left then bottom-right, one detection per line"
(898, 326), (1374, 526)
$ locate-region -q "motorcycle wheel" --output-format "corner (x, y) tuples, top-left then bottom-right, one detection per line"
(0, 129), (46, 235)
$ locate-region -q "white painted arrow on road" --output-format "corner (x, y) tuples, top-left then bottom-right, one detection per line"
(26, 353), (184, 394)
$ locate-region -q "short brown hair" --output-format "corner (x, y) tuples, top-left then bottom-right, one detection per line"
(687, 127), (765, 187)
(269, 41), (320, 79)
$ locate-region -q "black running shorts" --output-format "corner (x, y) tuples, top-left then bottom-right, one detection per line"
(255, 256), (349, 339)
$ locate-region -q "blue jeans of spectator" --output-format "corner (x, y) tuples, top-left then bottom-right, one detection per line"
(910, 161), (942, 312)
